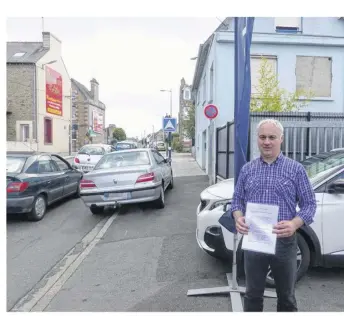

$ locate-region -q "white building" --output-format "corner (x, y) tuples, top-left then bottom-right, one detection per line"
(192, 17), (344, 182)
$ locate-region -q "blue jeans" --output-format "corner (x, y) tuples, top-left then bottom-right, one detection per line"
(243, 234), (298, 312)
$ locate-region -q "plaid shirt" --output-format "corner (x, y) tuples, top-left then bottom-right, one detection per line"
(230, 153), (316, 225)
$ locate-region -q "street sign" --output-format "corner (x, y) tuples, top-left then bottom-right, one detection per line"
(204, 104), (218, 120)
(163, 117), (177, 132)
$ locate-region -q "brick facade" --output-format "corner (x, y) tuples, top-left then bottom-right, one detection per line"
(6, 64), (35, 141)
(71, 79), (106, 151)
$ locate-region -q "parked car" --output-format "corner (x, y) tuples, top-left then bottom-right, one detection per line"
(73, 144), (115, 173)
(156, 141), (166, 151)
(196, 150), (344, 287)
(115, 141), (138, 151)
(79, 148), (174, 214)
(7, 153), (83, 221)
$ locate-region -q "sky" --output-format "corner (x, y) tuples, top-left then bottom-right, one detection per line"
(6, 17), (223, 139)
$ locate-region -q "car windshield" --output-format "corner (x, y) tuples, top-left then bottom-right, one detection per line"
(78, 146), (104, 155)
(116, 143), (131, 149)
(6, 157), (26, 173)
(303, 152), (344, 186)
(95, 151), (151, 169)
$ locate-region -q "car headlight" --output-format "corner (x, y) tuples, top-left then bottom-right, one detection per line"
(209, 199), (232, 211)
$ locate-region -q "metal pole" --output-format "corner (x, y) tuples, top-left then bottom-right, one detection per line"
(168, 90), (172, 160)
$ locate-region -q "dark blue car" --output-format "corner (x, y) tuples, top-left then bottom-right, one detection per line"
(7, 152), (83, 221)
(115, 141), (138, 151)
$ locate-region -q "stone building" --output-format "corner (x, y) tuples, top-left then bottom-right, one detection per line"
(71, 78), (106, 151)
(178, 78), (193, 151)
(7, 32), (72, 154)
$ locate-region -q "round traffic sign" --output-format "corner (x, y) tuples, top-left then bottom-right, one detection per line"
(204, 104), (218, 120)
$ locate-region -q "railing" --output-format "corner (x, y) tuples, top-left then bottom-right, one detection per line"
(215, 112), (344, 182)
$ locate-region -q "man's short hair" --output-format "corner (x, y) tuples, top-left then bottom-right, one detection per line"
(257, 119), (284, 137)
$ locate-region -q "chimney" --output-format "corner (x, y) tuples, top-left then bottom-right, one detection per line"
(90, 78), (99, 103)
(42, 32), (51, 49)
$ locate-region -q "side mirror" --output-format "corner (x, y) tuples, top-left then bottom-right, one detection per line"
(328, 179), (344, 194)
(165, 158), (171, 164)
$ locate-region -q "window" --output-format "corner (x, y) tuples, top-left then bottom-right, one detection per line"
(95, 151), (150, 169)
(202, 73), (207, 103)
(250, 55), (277, 95)
(6, 157), (26, 173)
(210, 63), (214, 102)
(13, 52), (25, 57)
(78, 145), (105, 155)
(44, 118), (53, 144)
(153, 151), (165, 164)
(20, 124), (30, 142)
(52, 156), (70, 171)
(183, 88), (191, 101)
(38, 160), (56, 173)
(296, 56), (332, 97)
(275, 17), (301, 33)
(26, 161), (39, 174)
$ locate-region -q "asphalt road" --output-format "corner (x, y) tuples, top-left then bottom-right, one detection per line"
(6, 196), (108, 310)
(7, 172), (344, 312)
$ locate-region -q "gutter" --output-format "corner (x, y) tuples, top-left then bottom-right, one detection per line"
(33, 64), (38, 143)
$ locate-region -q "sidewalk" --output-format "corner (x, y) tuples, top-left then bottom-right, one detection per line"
(170, 152), (206, 178)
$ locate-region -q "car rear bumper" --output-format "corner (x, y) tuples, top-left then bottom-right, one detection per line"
(7, 196), (35, 213)
(80, 185), (161, 207)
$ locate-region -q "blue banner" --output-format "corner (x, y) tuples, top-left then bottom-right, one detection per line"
(234, 17), (255, 184)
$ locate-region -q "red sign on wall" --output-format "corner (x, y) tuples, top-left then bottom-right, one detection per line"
(46, 67), (63, 116)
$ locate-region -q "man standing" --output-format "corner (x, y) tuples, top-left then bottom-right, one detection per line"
(230, 119), (317, 312)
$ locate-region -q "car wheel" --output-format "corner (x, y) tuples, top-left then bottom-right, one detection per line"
(154, 185), (165, 209)
(90, 206), (105, 215)
(168, 173), (174, 189)
(28, 194), (47, 221)
(265, 232), (310, 288)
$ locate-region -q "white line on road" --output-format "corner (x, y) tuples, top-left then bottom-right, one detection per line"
(11, 212), (119, 312)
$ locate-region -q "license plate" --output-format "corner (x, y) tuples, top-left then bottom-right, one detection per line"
(82, 165), (93, 170)
(103, 192), (130, 201)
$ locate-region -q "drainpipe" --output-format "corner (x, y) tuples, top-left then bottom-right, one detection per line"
(33, 64), (38, 152)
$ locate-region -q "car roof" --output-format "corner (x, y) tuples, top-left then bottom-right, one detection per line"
(108, 148), (152, 154)
(80, 144), (110, 148)
(301, 150), (344, 164)
(331, 148), (344, 152)
(117, 140), (136, 144)
(7, 151), (37, 157)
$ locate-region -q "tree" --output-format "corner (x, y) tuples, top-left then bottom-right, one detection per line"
(250, 57), (314, 112)
(182, 101), (195, 139)
(112, 127), (126, 141)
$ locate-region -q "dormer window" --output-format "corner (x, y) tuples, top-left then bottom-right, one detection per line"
(13, 52), (25, 57)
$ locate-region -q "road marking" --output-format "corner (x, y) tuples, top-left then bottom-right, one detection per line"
(11, 212), (118, 312)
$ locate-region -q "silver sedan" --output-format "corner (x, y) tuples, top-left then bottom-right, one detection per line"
(79, 148), (174, 214)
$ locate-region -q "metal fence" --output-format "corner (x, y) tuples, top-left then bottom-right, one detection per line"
(215, 112), (344, 182)
(215, 122), (235, 179)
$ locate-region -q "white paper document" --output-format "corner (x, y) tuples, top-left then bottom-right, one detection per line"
(242, 202), (279, 255)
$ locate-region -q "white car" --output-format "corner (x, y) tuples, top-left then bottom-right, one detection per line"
(73, 144), (115, 173)
(197, 150), (344, 287)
